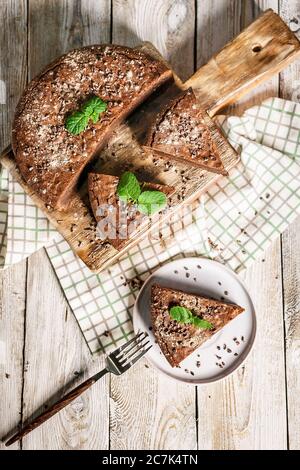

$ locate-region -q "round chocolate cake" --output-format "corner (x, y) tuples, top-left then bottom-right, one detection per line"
(12, 45), (172, 209)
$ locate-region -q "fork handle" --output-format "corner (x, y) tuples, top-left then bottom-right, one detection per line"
(5, 368), (108, 447)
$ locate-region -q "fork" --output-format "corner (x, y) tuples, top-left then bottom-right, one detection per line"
(5, 331), (151, 447)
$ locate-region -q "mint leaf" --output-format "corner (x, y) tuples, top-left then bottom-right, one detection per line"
(65, 96), (107, 135)
(117, 171), (141, 202)
(170, 306), (193, 324)
(169, 305), (214, 330)
(65, 111), (89, 135)
(192, 317), (214, 330)
(82, 96), (107, 120)
(137, 191), (167, 215)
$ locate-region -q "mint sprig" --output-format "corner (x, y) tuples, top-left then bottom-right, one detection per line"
(116, 171), (167, 216)
(169, 306), (213, 330)
(117, 172), (141, 202)
(137, 191), (167, 215)
(65, 96), (107, 135)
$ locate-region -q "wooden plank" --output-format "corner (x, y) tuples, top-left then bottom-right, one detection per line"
(197, 240), (287, 449)
(112, 0), (195, 81)
(109, 0), (197, 450)
(279, 0), (300, 450)
(187, 8), (300, 116)
(28, 0), (111, 79)
(196, 0), (287, 450)
(0, 262), (27, 450)
(0, 0), (28, 149)
(281, 219), (300, 450)
(110, 358), (197, 450)
(0, 0), (28, 450)
(19, 0), (111, 450)
(22, 250), (109, 450)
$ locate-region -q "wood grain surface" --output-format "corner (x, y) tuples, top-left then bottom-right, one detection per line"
(2, 9), (299, 273)
(280, 0), (300, 450)
(195, 0), (287, 450)
(187, 8), (300, 115)
(0, 0), (299, 450)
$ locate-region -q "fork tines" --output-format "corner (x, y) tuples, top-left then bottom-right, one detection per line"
(114, 331), (151, 368)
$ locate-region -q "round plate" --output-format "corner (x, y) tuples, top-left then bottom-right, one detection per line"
(133, 257), (256, 384)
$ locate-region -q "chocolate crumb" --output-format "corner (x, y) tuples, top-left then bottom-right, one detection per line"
(196, 361), (201, 368)
(227, 348), (232, 353)
(234, 353), (238, 356)
(190, 371), (195, 376)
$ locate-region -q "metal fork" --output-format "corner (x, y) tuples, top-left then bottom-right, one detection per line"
(5, 331), (151, 447)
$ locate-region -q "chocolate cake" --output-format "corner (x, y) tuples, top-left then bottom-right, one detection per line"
(151, 284), (244, 367)
(88, 173), (174, 250)
(12, 45), (173, 209)
(145, 88), (228, 175)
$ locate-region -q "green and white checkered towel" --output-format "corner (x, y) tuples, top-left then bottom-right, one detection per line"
(1, 97), (299, 354)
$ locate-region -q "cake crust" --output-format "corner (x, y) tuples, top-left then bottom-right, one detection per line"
(145, 88), (228, 175)
(12, 45), (173, 209)
(151, 284), (244, 367)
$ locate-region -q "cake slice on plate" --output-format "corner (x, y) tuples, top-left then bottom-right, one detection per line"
(145, 88), (228, 175)
(150, 284), (244, 367)
(88, 172), (174, 250)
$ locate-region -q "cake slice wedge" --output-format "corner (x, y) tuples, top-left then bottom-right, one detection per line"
(151, 284), (244, 367)
(88, 173), (174, 250)
(145, 88), (228, 175)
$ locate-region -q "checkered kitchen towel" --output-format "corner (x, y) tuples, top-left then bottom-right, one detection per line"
(1, 97), (299, 354)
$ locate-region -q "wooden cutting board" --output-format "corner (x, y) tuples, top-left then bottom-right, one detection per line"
(1, 9), (300, 272)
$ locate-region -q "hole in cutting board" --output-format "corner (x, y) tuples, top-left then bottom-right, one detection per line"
(252, 44), (262, 53)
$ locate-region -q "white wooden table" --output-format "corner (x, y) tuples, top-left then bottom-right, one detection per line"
(1, 0), (299, 450)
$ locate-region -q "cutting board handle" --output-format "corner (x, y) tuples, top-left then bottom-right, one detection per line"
(185, 9), (300, 115)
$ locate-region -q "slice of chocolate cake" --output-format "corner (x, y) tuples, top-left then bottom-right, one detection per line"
(145, 88), (228, 175)
(88, 173), (174, 250)
(151, 284), (244, 367)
